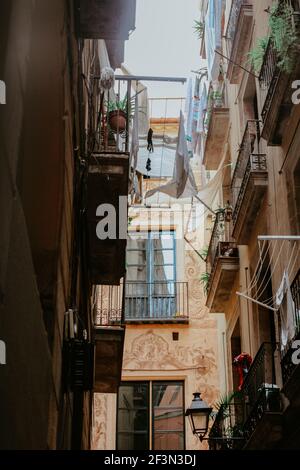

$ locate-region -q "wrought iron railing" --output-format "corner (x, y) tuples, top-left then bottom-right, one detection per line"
(231, 120), (267, 226)
(125, 281), (189, 321)
(240, 342), (282, 440)
(226, 0), (249, 59)
(204, 86), (227, 132)
(259, 1), (300, 122)
(209, 402), (245, 450)
(259, 39), (280, 123)
(281, 269), (300, 384)
(94, 281), (125, 326)
(209, 344), (281, 448)
(206, 211), (238, 285)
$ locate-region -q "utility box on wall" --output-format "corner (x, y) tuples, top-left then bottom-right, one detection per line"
(87, 152), (129, 285)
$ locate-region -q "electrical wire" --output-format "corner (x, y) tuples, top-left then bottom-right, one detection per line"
(245, 240), (269, 293)
(255, 240), (286, 300)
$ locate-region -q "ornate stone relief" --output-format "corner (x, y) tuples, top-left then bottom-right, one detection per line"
(91, 394), (107, 450)
(123, 330), (217, 377)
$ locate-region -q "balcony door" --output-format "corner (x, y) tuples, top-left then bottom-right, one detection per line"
(126, 231), (176, 320)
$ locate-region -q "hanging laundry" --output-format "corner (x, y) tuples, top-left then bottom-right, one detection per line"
(145, 112), (198, 199)
(197, 82), (208, 134)
(275, 270), (296, 349)
(147, 128), (154, 153)
(205, 0), (223, 82)
(130, 92), (139, 171)
(233, 353), (253, 391)
(146, 157), (151, 173)
(185, 78), (194, 143)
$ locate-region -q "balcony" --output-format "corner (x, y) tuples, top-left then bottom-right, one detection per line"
(209, 343), (283, 450)
(125, 281), (189, 323)
(241, 342), (283, 449)
(209, 402), (245, 450)
(203, 95), (229, 171)
(87, 152), (129, 285)
(231, 120), (268, 244)
(78, 0), (136, 40)
(281, 269), (300, 401)
(206, 212), (239, 313)
(93, 282), (125, 393)
(226, 0), (253, 84)
(259, 4), (300, 145)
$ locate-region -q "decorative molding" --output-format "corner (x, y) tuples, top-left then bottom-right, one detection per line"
(91, 394), (107, 450)
(123, 330), (217, 376)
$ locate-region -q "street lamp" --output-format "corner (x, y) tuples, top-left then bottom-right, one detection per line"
(185, 392), (212, 442)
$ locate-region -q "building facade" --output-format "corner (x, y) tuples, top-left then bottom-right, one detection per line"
(199, 0), (300, 450)
(92, 111), (226, 450)
(0, 0), (136, 449)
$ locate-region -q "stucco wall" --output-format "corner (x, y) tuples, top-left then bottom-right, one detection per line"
(92, 206), (226, 450)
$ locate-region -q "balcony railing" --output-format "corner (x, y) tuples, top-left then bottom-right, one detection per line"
(209, 402), (245, 450)
(258, 1), (300, 142)
(231, 120), (267, 227)
(125, 281), (189, 322)
(94, 282), (125, 327)
(259, 39), (280, 124)
(226, 0), (245, 58)
(207, 211), (238, 279)
(204, 86), (227, 132)
(240, 342), (282, 440)
(281, 269), (300, 384)
(209, 344), (281, 449)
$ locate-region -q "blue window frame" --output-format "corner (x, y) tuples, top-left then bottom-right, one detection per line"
(126, 231), (177, 319)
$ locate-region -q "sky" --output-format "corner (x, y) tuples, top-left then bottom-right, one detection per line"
(121, 0), (202, 117)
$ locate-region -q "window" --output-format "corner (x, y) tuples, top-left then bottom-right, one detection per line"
(117, 381), (185, 450)
(126, 231), (176, 284)
(126, 231), (177, 320)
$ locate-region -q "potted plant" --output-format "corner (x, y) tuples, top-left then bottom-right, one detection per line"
(193, 19), (204, 39)
(212, 90), (223, 108)
(107, 96), (128, 132)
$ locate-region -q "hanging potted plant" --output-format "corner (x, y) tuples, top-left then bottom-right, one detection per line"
(107, 96), (128, 132)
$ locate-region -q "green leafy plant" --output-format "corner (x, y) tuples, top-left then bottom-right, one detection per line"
(269, 1), (298, 72)
(200, 246), (209, 260)
(107, 96), (128, 114)
(248, 2), (299, 73)
(214, 391), (239, 414)
(210, 391), (244, 447)
(247, 37), (269, 73)
(200, 271), (211, 294)
(193, 20), (204, 39)
(212, 90), (223, 100)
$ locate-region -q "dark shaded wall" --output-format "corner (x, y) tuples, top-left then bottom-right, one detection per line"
(0, 0), (81, 449)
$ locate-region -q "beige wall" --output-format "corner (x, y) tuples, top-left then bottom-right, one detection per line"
(208, 0), (300, 393)
(92, 203), (226, 450)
